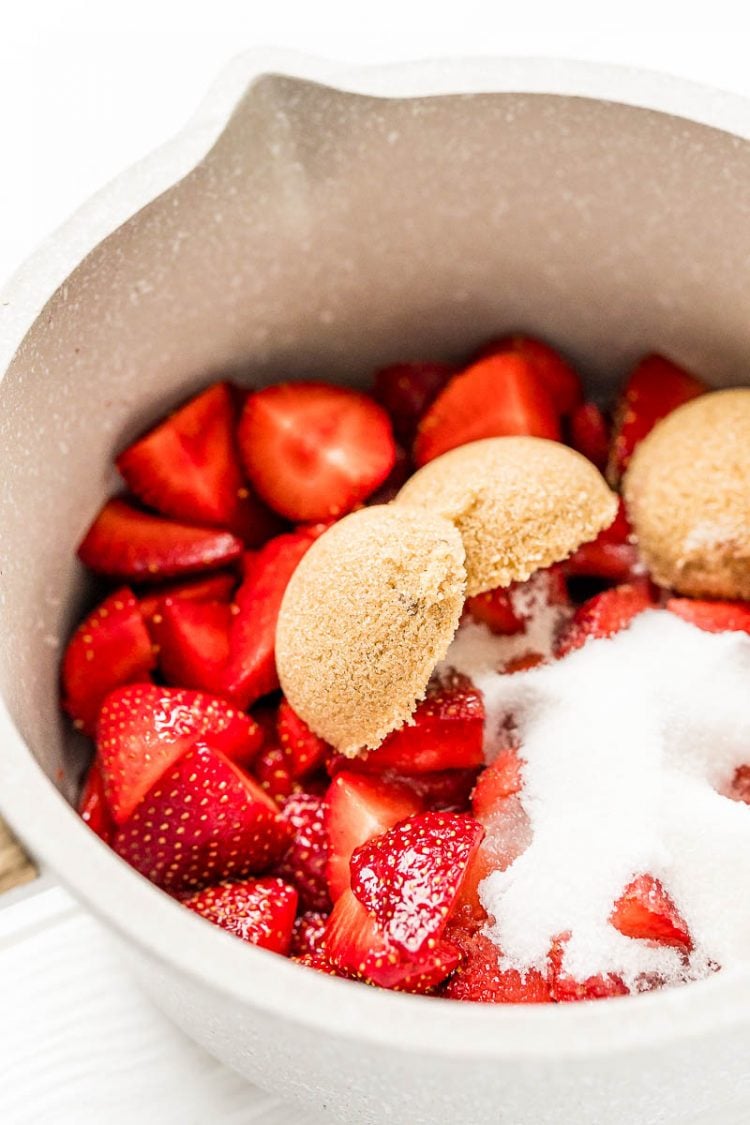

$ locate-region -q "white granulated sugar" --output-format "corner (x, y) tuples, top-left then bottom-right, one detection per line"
(442, 609), (750, 989)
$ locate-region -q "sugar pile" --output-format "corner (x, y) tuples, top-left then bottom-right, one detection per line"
(441, 609), (750, 988)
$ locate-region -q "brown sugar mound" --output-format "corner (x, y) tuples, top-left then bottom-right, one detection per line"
(396, 437), (617, 596)
(275, 505), (466, 756)
(624, 389), (750, 598)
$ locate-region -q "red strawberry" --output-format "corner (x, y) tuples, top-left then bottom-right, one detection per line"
(376, 768), (479, 813)
(555, 581), (655, 657)
(277, 699), (330, 779)
(290, 910), (330, 957)
(475, 335), (582, 415)
(181, 876), (298, 954)
(238, 382), (396, 521)
(354, 679), (485, 774)
(114, 743), (290, 892)
(116, 382), (281, 544)
(728, 765), (750, 804)
(275, 793), (331, 912)
(569, 401), (610, 470)
(78, 498), (242, 581)
(61, 587), (156, 735)
(151, 598), (231, 694)
(139, 571), (236, 624)
(350, 811), (483, 956)
(372, 361), (454, 443)
(608, 354), (707, 482)
(253, 744), (297, 805)
(97, 683), (263, 824)
(442, 927), (551, 1003)
(503, 653), (546, 674)
(466, 566), (568, 636)
(414, 353), (560, 466)
(292, 951), (343, 976)
(549, 934), (629, 1001)
(325, 772), (422, 902)
(610, 874), (692, 951)
(565, 498), (639, 583)
(666, 597), (750, 635)
(222, 526), (326, 708)
(365, 442), (412, 505)
(465, 587), (524, 634)
(472, 747), (524, 820)
(77, 761), (115, 843)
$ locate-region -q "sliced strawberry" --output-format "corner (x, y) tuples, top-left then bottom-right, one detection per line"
(666, 597), (750, 635)
(275, 793), (331, 913)
(441, 927), (551, 1003)
(377, 768), (479, 812)
(350, 811), (483, 956)
(414, 353), (560, 466)
(466, 565), (569, 636)
(569, 401), (610, 470)
(472, 747), (524, 820)
(290, 910), (330, 957)
(97, 683), (263, 824)
(549, 935), (629, 1001)
(222, 526), (326, 708)
(77, 761), (115, 844)
(139, 572), (236, 624)
(475, 335), (582, 415)
(610, 874), (692, 951)
(292, 951), (343, 976)
(61, 587), (156, 735)
(181, 876), (298, 954)
(608, 354), (707, 482)
(325, 772), (422, 902)
(78, 498), (242, 581)
(504, 653), (546, 674)
(555, 581), (655, 657)
(565, 541), (640, 583)
(465, 587), (524, 634)
(253, 744), (297, 805)
(238, 382), (396, 521)
(365, 443), (412, 505)
(277, 699), (330, 779)
(372, 361), (454, 443)
(354, 678), (485, 774)
(151, 598), (231, 694)
(113, 743), (290, 892)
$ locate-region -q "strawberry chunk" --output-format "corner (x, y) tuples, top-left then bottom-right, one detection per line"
(414, 353), (560, 466)
(253, 744), (297, 805)
(151, 598), (231, 694)
(373, 768), (479, 813)
(350, 811), (483, 956)
(555, 581), (655, 657)
(325, 772), (422, 902)
(372, 361), (454, 443)
(608, 354), (707, 482)
(78, 498), (242, 581)
(114, 743), (290, 892)
(116, 382), (280, 544)
(475, 335), (582, 415)
(275, 793), (331, 912)
(666, 597), (750, 635)
(569, 401), (610, 470)
(277, 699), (330, 779)
(222, 526), (326, 708)
(139, 572), (236, 624)
(442, 927), (551, 1003)
(465, 587), (524, 634)
(181, 876), (298, 953)
(238, 382), (396, 521)
(77, 761), (115, 844)
(97, 683), (263, 824)
(565, 498), (639, 583)
(549, 935), (629, 1001)
(61, 587), (156, 735)
(610, 874), (692, 951)
(466, 565), (569, 636)
(471, 747), (524, 820)
(290, 910), (330, 957)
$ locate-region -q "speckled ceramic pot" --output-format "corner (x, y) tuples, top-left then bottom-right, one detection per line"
(2, 52), (750, 1125)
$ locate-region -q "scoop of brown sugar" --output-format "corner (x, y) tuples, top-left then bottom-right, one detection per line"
(624, 388), (750, 598)
(396, 437), (617, 596)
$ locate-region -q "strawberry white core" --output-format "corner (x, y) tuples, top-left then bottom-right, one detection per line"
(441, 609), (750, 988)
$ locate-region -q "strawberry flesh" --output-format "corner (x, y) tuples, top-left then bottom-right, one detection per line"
(549, 935), (629, 1001)
(274, 793), (332, 912)
(610, 874), (692, 951)
(290, 910), (330, 957)
(666, 597), (750, 635)
(442, 926), (551, 1003)
(253, 744), (298, 805)
(475, 335), (582, 415)
(77, 761), (115, 844)
(569, 401), (610, 469)
(139, 572), (236, 625)
(151, 598), (231, 694)
(181, 876), (298, 954)
(277, 698), (330, 779)
(372, 361), (455, 443)
(555, 581), (656, 657)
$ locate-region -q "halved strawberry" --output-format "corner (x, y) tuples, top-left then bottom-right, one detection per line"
(61, 587), (156, 735)
(113, 743), (290, 892)
(555, 581), (655, 657)
(610, 874), (692, 951)
(325, 772), (422, 902)
(565, 499), (639, 583)
(253, 744), (297, 806)
(77, 761), (115, 844)
(666, 597), (750, 635)
(372, 361), (455, 443)
(441, 927), (551, 1003)
(151, 598), (231, 694)
(475, 335), (582, 415)
(277, 698), (330, 779)
(414, 353), (561, 466)
(116, 382), (281, 545)
(78, 498), (243, 581)
(139, 571), (236, 624)
(549, 934), (629, 1001)
(274, 793), (331, 913)
(181, 876), (298, 954)
(222, 526), (326, 708)
(352, 678), (485, 774)
(350, 811), (483, 956)
(569, 401), (610, 470)
(97, 683), (263, 824)
(607, 354), (707, 482)
(238, 382), (396, 521)
(290, 910), (330, 957)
